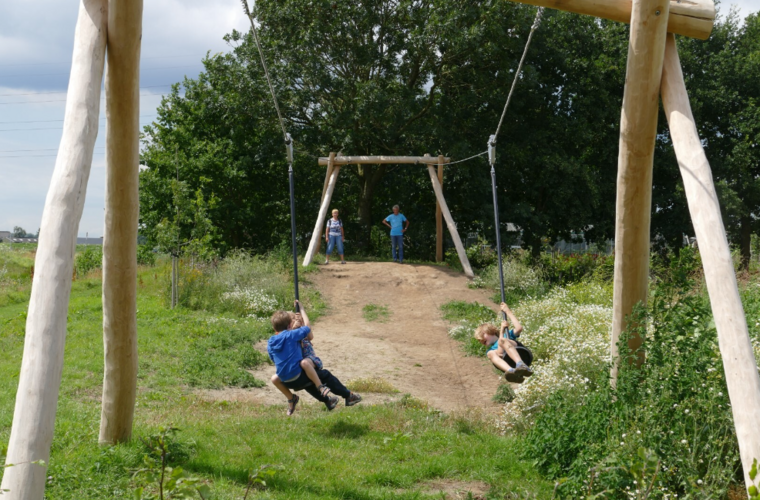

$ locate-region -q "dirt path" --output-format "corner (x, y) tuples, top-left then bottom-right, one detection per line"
(203, 262), (504, 413)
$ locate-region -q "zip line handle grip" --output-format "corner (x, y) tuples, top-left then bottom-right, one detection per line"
(488, 134), (496, 166)
(285, 133), (294, 164)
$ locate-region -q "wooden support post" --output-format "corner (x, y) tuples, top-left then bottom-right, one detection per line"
(436, 155), (444, 262)
(1, 0), (107, 496)
(661, 33), (760, 491)
(427, 166), (474, 278)
(610, 0), (670, 384)
(315, 156), (335, 255)
(100, 0), (142, 445)
(304, 153), (340, 266)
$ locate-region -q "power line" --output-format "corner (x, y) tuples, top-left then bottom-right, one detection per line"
(0, 118), (157, 132)
(0, 92), (167, 106)
(0, 84), (174, 98)
(0, 65), (202, 79)
(0, 54), (206, 68)
(0, 114), (156, 125)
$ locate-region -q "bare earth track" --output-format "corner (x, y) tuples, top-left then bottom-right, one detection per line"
(203, 261), (503, 413)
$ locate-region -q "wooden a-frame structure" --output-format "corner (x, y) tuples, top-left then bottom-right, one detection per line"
(4, 0), (760, 498)
(302, 153), (474, 278)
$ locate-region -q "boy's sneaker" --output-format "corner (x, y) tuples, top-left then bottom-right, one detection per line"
(341, 261), (346, 265)
(325, 395), (339, 411)
(515, 361), (533, 377)
(324, 260), (329, 265)
(345, 392), (362, 407)
(504, 368), (525, 384)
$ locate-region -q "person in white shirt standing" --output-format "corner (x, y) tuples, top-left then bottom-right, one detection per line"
(324, 209), (346, 264)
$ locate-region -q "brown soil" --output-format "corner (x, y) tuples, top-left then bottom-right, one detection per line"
(200, 261), (504, 412)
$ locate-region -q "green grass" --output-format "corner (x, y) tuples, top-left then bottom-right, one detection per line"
(441, 300), (496, 357)
(0, 251), (553, 499)
(362, 303), (391, 323)
(345, 377), (399, 394)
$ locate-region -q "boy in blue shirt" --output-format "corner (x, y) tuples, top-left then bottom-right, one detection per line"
(268, 300), (362, 415)
(474, 302), (533, 383)
(382, 204), (409, 263)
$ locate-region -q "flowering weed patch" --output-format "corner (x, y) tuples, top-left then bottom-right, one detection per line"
(527, 295), (740, 499)
(502, 282), (612, 431)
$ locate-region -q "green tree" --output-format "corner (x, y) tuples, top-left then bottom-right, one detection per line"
(140, 2), (639, 258)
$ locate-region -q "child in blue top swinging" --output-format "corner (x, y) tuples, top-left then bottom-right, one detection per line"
(268, 301), (362, 416)
(474, 302), (533, 383)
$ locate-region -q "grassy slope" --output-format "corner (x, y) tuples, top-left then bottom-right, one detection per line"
(0, 247), (552, 499)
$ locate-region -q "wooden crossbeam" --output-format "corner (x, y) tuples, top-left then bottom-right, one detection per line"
(318, 156), (450, 165)
(508, 0), (715, 40)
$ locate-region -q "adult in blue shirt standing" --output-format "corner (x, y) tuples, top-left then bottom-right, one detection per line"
(383, 204), (409, 263)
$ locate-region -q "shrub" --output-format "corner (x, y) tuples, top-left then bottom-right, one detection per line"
(172, 251), (294, 319)
(539, 252), (612, 286)
(472, 254), (546, 303)
(136, 244), (157, 267)
(75, 245), (102, 277)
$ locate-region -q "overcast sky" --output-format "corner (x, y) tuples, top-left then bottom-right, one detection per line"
(0, 1), (757, 238)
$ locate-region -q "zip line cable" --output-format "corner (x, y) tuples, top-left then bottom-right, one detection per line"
(240, 0), (289, 143)
(240, 0), (300, 308)
(492, 7), (545, 143)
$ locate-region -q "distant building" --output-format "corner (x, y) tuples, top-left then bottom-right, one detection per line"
(77, 237), (103, 245)
(8, 237), (38, 243)
(0, 231), (10, 242)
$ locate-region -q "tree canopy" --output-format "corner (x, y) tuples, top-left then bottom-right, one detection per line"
(139, 2), (759, 261)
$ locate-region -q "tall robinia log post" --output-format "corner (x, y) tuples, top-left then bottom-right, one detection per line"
(661, 33), (760, 490)
(100, 0), (143, 445)
(1, 0), (108, 497)
(609, 0), (670, 382)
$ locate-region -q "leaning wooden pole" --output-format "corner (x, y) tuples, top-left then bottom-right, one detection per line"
(315, 160), (335, 255)
(99, 0), (142, 445)
(610, 0), (670, 384)
(661, 33), (760, 492)
(1, 0), (107, 496)
(304, 153), (340, 266)
(436, 155), (444, 262)
(427, 166), (474, 278)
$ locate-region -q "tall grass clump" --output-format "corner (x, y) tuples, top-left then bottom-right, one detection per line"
(0, 243), (35, 306)
(471, 254), (546, 303)
(173, 251), (294, 319)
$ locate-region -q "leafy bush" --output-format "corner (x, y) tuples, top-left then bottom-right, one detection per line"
(75, 246), (103, 277)
(172, 251), (294, 319)
(137, 245), (157, 267)
(471, 254), (546, 303)
(526, 296), (740, 498)
(539, 252), (612, 286)
(466, 236), (499, 270)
